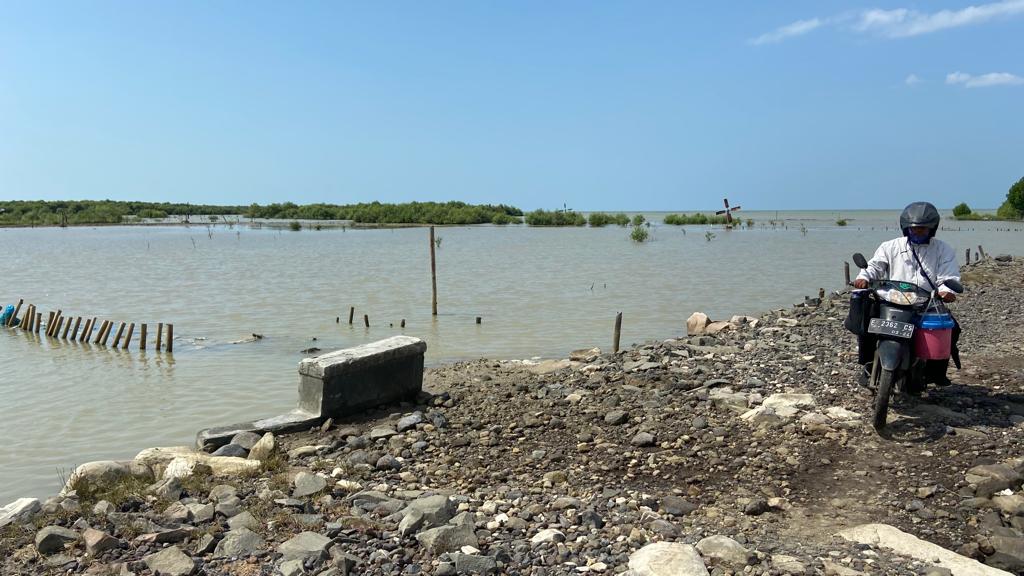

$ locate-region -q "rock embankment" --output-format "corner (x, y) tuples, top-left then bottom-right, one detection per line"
(3, 256), (1024, 575)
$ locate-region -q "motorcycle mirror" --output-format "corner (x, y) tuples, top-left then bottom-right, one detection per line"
(852, 253), (868, 269)
(943, 279), (964, 294)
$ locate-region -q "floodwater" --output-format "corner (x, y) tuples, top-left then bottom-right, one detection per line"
(1, 209), (1020, 503)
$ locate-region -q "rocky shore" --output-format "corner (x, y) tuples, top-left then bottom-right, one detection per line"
(3, 256), (1024, 575)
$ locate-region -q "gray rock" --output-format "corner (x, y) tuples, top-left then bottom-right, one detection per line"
(604, 410), (629, 425)
(404, 495), (455, 528)
(416, 524), (478, 553)
(228, 510), (260, 531)
(212, 443), (248, 458)
(248, 432), (277, 461)
(369, 426), (397, 440)
(230, 431), (263, 450)
(208, 484), (238, 503)
(92, 500), (116, 516)
(279, 558), (305, 576)
(648, 519), (680, 538)
(215, 497), (244, 518)
(144, 546), (196, 576)
(163, 501), (193, 523)
(551, 496), (583, 510)
(375, 454), (401, 471)
(213, 527), (266, 557)
(397, 412), (424, 432)
(451, 552), (498, 573)
(696, 535), (754, 568)
(660, 496), (698, 516)
(0, 498), (41, 528)
(628, 542), (709, 576)
(83, 528), (120, 555)
(293, 471), (328, 498)
(35, 526), (80, 555)
(744, 498), (770, 516)
(277, 531), (332, 562)
(988, 536), (1024, 572)
(195, 533), (217, 555)
(186, 502), (215, 523)
(631, 432), (656, 447)
(147, 476), (183, 501)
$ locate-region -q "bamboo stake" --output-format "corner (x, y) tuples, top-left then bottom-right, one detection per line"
(122, 323), (135, 350)
(112, 322), (126, 347)
(978, 245), (987, 259)
(430, 226), (438, 316)
(166, 324), (173, 352)
(61, 316), (72, 339)
(156, 322), (163, 351)
(844, 262), (851, 286)
(45, 311), (56, 336)
(476, 316), (482, 324)
(965, 248), (970, 264)
(29, 306), (37, 332)
(35, 312), (42, 333)
(348, 307), (354, 324)
(20, 305), (31, 330)
(100, 321), (113, 346)
(52, 313), (64, 338)
(8, 299), (23, 327)
(140, 324), (147, 350)
(401, 319), (406, 328)
(81, 318), (96, 342)
(363, 314), (369, 328)
(613, 312), (622, 354)
(70, 317), (81, 340)
(95, 320), (109, 344)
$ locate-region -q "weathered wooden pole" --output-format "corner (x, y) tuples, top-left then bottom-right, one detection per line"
(19, 305), (30, 330)
(400, 319), (406, 328)
(844, 262), (851, 286)
(965, 248), (970, 264)
(45, 311), (56, 336)
(613, 312), (622, 354)
(95, 321), (109, 344)
(978, 245), (987, 259)
(156, 323), (163, 351)
(112, 322), (126, 347)
(140, 324), (147, 350)
(122, 323), (135, 350)
(61, 317), (73, 339)
(363, 314), (370, 328)
(348, 307), (354, 324)
(50, 312), (65, 338)
(476, 316), (482, 324)
(35, 312), (42, 333)
(430, 226), (438, 316)
(165, 324), (173, 352)
(8, 299), (23, 327)
(70, 317), (81, 340)
(81, 318), (96, 342)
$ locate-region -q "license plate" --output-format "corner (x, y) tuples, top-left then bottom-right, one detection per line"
(868, 318), (915, 338)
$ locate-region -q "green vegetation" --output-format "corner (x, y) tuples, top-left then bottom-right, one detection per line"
(587, 212), (630, 227)
(1001, 176), (1024, 220)
(524, 209), (587, 226)
(836, 219), (848, 226)
(631, 214), (646, 227)
(288, 221), (302, 231)
(491, 212), (520, 225)
(630, 224), (649, 242)
(663, 213), (733, 225)
(704, 231), (716, 242)
(952, 203), (972, 218)
(0, 200), (523, 227)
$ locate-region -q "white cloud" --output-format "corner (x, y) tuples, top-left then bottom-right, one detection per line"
(749, 18), (823, 45)
(905, 74), (922, 85)
(751, 0), (1024, 44)
(855, 0), (1024, 37)
(946, 71), (1024, 87)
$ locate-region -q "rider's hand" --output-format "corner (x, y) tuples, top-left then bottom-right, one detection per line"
(853, 279), (868, 289)
(940, 292), (957, 303)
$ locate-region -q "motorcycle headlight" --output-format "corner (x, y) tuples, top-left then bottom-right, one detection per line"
(876, 288), (927, 306)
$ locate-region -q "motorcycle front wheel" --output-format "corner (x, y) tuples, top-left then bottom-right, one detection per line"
(873, 368), (896, 431)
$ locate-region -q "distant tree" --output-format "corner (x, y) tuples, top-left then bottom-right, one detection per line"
(1007, 176), (1024, 214)
(952, 203), (972, 218)
(997, 199), (1021, 220)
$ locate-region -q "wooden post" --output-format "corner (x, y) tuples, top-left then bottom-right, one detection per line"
(965, 248), (970, 264)
(122, 323), (135, 350)
(430, 226), (438, 316)
(348, 307), (354, 325)
(818, 288), (825, 299)
(81, 318), (96, 342)
(613, 312), (622, 354)
(363, 314), (369, 328)
(35, 312), (42, 333)
(45, 311), (56, 336)
(95, 320), (109, 344)
(978, 245), (986, 259)
(400, 319), (406, 328)
(8, 299), (23, 327)
(61, 316), (73, 339)
(476, 316), (482, 324)
(70, 317), (81, 340)
(336, 316), (339, 323)
(20, 305), (32, 330)
(140, 324), (147, 350)
(50, 312), (65, 338)
(844, 262), (851, 286)
(112, 322), (126, 347)
(166, 324), (173, 352)
(156, 322), (163, 350)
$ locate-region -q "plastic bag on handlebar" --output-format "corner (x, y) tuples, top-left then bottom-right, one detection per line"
(845, 289), (874, 335)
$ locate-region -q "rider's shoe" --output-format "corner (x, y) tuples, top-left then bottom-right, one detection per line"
(858, 364), (874, 391)
(933, 375), (953, 387)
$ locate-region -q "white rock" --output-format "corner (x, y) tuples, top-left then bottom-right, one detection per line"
(762, 393), (816, 410)
(0, 498), (41, 528)
(838, 523), (1013, 576)
(531, 528), (566, 544)
(60, 461), (153, 496)
(628, 542), (709, 576)
(135, 447), (260, 478)
(687, 313), (711, 336)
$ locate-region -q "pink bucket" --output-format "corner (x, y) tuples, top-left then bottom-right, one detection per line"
(913, 328), (952, 360)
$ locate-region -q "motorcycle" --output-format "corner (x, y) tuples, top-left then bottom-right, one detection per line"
(850, 252), (963, 431)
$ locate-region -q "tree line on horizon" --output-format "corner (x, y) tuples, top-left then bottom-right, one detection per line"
(952, 176), (1024, 221)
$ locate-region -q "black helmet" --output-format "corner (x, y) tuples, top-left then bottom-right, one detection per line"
(900, 202), (940, 238)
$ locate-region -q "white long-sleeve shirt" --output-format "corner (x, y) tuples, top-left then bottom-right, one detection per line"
(855, 237), (960, 295)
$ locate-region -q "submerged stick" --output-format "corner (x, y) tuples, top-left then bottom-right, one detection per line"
(430, 226), (438, 316)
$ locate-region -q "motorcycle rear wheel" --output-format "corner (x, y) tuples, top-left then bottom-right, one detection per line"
(873, 368), (896, 431)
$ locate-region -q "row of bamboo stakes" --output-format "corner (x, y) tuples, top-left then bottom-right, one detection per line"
(3, 299), (173, 352)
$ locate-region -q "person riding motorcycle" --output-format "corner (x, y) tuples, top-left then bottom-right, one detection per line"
(853, 202), (961, 387)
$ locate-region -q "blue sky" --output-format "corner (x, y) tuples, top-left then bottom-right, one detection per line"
(1, 1), (1021, 211)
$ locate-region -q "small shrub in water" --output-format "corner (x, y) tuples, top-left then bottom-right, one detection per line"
(288, 221), (301, 231)
(630, 225), (649, 242)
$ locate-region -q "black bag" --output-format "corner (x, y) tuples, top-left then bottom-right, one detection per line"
(845, 289), (873, 335)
